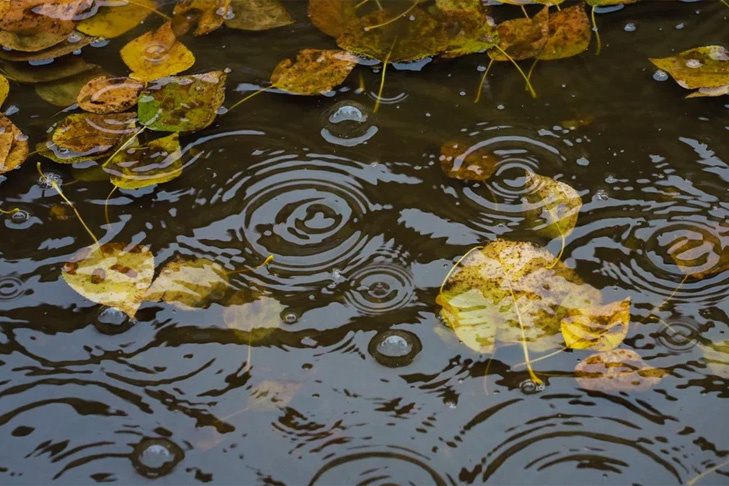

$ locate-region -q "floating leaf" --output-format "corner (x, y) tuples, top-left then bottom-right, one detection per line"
(138, 70), (227, 132)
(78, 76), (144, 114)
(574, 349), (666, 393)
(435, 5), (499, 59)
(703, 341), (729, 379)
(0, 29), (72, 52)
(0, 31), (97, 62)
(524, 172), (582, 241)
(145, 256), (229, 308)
(120, 21), (196, 82)
(437, 240), (602, 355)
(489, 7), (549, 61)
(439, 140), (497, 181)
(0, 0), (90, 36)
(77, 0), (157, 38)
(0, 57), (96, 84)
(0, 75), (8, 107)
(247, 380), (302, 411)
(667, 225), (729, 280)
(686, 84), (729, 99)
(337, 7), (448, 63)
(62, 242), (155, 319)
(561, 298), (630, 351)
(51, 112), (137, 154)
(225, 0), (295, 31)
(34, 67), (107, 107)
(538, 3), (591, 61)
(649, 46), (729, 97)
(173, 0), (230, 36)
(0, 116), (29, 175)
(106, 133), (184, 189)
(308, 0), (357, 38)
(271, 49), (357, 96)
(223, 293), (284, 341)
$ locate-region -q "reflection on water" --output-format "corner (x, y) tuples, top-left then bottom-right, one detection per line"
(0, 1), (728, 484)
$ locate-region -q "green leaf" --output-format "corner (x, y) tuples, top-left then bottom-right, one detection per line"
(225, 0), (294, 31)
(105, 133), (183, 189)
(138, 71), (227, 132)
(271, 49), (357, 95)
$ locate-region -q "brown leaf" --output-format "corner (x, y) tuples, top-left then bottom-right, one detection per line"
(0, 116), (29, 175)
(51, 112), (137, 154)
(78, 76), (144, 114)
(225, 0), (294, 31)
(308, 0), (357, 38)
(271, 49), (357, 96)
(439, 140), (497, 181)
(489, 7), (549, 61)
(575, 349), (666, 393)
(538, 3), (591, 61)
(173, 0), (230, 36)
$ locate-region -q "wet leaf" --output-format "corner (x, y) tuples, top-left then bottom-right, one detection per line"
(34, 67), (107, 107)
(173, 0), (230, 36)
(649, 46), (729, 96)
(51, 112), (137, 154)
(225, 0), (295, 31)
(62, 242), (155, 319)
(435, 0), (484, 12)
(0, 57), (96, 84)
(437, 240), (602, 355)
(439, 140), (497, 181)
(223, 293), (284, 342)
(247, 380), (302, 411)
(138, 70), (227, 132)
(308, 0), (357, 38)
(0, 75), (8, 107)
(271, 49), (357, 96)
(78, 76), (144, 114)
(667, 226), (729, 280)
(489, 7), (549, 61)
(145, 256), (229, 308)
(685, 84), (729, 99)
(337, 6), (448, 63)
(574, 349), (667, 393)
(524, 172), (582, 241)
(435, 5), (499, 59)
(121, 21), (196, 82)
(538, 3), (591, 61)
(0, 0), (91, 36)
(561, 298), (630, 351)
(0, 29), (72, 52)
(0, 116), (29, 175)
(703, 341), (729, 379)
(0, 31), (97, 62)
(77, 0), (157, 38)
(105, 132), (184, 189)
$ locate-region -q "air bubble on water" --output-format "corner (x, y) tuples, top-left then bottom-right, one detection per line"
(224, 8), (235, 20)
(91, 38), (110, 48)
(283, 311), (298, 324)
(653, 70), (669, 82)
(38, 171), (62, 188)
(321, 101), (378, 147)
(10, 210), (29, 224)
(368, 330), (422, 368)
(72, 49), (82, 56)
(675, 23), (685, 30)
(68, 32), (82, 43)
(217, 106), (229, 115)
(519, 379), (544, 395)
(686, 59), (702, 69)
(624, 22), (636, 32)
(595, 189), (609, 201)
(131, 438), (184, 479)
(93, 307), (133, 335)
(576, 157), (589, 166)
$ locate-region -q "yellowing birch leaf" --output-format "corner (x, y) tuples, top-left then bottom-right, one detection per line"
(488, 7), (549, 61)
(173, 0), (230, 36)
(575, 349), (667, 393)
(308, 0), (357, 38)
(0, 75), (8, 107)
(538, 3), (591, 61)
(77, 0), (157, 38)
(0, 116), (29, 175)
(77, 76), (144, 114)
(121, 21), (196, 82)
(524, 172), (582, 241)
(105, 132), (183, 189)
(649, 46), (729, 96)
(271, 49), (357, 95)
(145, 256), (229, 308)
(561, 298), (630, 351)
(225, 0), (294, 31)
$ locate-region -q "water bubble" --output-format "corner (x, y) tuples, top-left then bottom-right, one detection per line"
(93, 307), (133, 335)
(131, 438), (184, 479)
(653, 70), (669, 82)
(656, 320), (699, 353)
(595, 189), (609, 201)
(520, 379), (544, 395)
(67, 32), (82, 43)
(624, 22), (636, 32)
(368, 330), (422, 368)
(675, 23), (685, 30)
(320, 101), (378, 147)
(38, 171), (62, 188)
(686, 59), (702, 69)
(283, 311), (299, 324)
(10, 210), (29, 224)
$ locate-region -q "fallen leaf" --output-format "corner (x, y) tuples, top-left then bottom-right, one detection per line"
(308, 0), (357, 38)
(703, 341), (729, 379)
(439, 140), (497, 181)
(0, 116), (29, 175)
(0, 0), (90, 35)
(524, 172), (582, 241)
(0, 75), (8, 107)
(271, 49), (357, 95)
(649, 46), (729, 95)
(561, 298), (630, 351)
(173, 0), (230, 36)
(34, 67), (107, 107)
(538, 3), (591, 61)
(225, 0), (294, 31)
(105, 132), (183, 189)
(120, 21), (196, 82)
(0, 29), (72, 52)
(224, 292), (284, 342)
(77, 76), (144, 114)
(145, 256), (229, 308)
(489, 7), (549, 61)
(686, 84), (729, 99)
(51, 112), (137, 154)
(0, 57), (96, 84)
(667, 225), (729, 280)
(62, 242), (155, 319)
(575, 349), (666, 393)
(435, 5), (499, 59)
(77, 0), (157, 38)
(138, 70), (227, 132)
(0, 31), (97, 62)
(247, 380), (302, 411)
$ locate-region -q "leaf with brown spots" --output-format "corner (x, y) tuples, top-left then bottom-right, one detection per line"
(105, 132), (183, 189)
(173, 0), (230, 36)
(145, 256), (229, 308)
(575, 349), (667, 393)
(0, 0), (91, 35)
(561, 298), (630, 351)
(434, 4), (499, 59)
(225, 0), (294, 31)
(35, 67), (107, 107)
(524, 172), (582, 242)
(120, 21), (196, 82)
(62, 242), (155, 319)
(439, 140), (497, 181)
(0, 116), (29, 175)
(649, 46), (729, 97)
(0, 31), (97, 62)
(538, 3), (591, 61)
(78, 76), (144, 114)
(0, 30), (72, 52)
(50, 112), (137, 154)
(271, 49), (357, 96)
(308, 0), (357, 38)
(0, 75), (8, 107)
(488, 7), (549, 61)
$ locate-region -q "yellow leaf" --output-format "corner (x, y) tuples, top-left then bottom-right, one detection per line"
(120, 21), (196, 82)
(575, 349), (667, 393)
(225, 0), (294, 31)
(649, 46), (729, 91)
(173, 0), (230, 36)
(538, 3), (591, 61)
(0, 116), (29, 175)
(77, 0), (157, 38)
(561, 298), (630, 351)
(145, 256), (229, 308)
(224, 292), (283, 342)
(439, 140), (497, 181)
(51, 112), (137, 154)
(0, 31), (97, 62)
(0, 75), (8, 107)
(62, 242), (155, 319)
(524, 171), (582, 241)
(270, 49), (357, 96)
(77, 76), (144, 114)
(106, 133), (183, 189)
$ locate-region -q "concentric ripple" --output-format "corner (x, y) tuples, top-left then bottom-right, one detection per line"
(655, 318), (700, 353)
(0, 274), (24, 301)
(344, 249), (414, 315)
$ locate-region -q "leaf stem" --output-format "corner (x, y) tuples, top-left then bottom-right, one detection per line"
(126, 0), (170, 20)
(0, 207), (20, 215)
(520, 5), (529, 18)
(494, 45), (537, 99)
(547, 231), (565, 270)
(225, 254), (274, 276)
(226, 87), (268, 113)
(687, 457), (729, 486)
(474, 59), (493, 104)
(374, 41), (395, 113)
(514, 346), (566, 368)
(364, 0), (418, 32)
(591, 6), (602, 56)
(104, 185), (118, 228)
(439, 246), (483, 295)
(103, 125), (146, 168)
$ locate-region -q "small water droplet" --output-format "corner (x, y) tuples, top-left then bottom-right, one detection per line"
(624, 22), (636, 32)
(675, 23), (685, 30)
(93, 307), (133, 335)
(10, 210), (29, 224)
(653, 70), (669, 82)
(686, 59), (702, 69)
(67, 32), (82, 43)
(595, 189), (609, 201)
(283, 311), (298, 324)
(321, 101), (378, 147)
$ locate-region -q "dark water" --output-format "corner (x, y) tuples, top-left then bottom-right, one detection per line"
(1, 1), (728, 484)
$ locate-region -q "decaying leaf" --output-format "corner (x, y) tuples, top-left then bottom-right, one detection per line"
(561, 298), (630, 351)
(78, 76), (144, 114)
(575, 349), (667, 393)
(224, 292), (284, 342)
(488, 7), (549, 61)
(703, 341), (729, 379)
(0, 0), (91, 36)
(0, 57), (96, 84)
(337, 7), (448, 63)
(138, 70), (227, 132)
(649, 46), (729, 97)
(225, 0), (294, 31)
(247, 380), (302, 411)
(77, 0), (157, 38)
(50, 112), (137, 154)
(121, 21), (196, 82)
(34, 67), (107, 107)
(435, 5), (499, 59)
(0, 75), (8, 107)
(0, 116), (29, 175)
(437, 240), (602, 355)
(538, 3), (591, 61)
(173, 0), (230, 36)
(0, 29), (72, 52)
(271, 49), (357, 95)
(105, 132), (183, 189)
(145, 256), (229, 308)
(62, 242), (155, 319)
(308, 0), (357, 38)
(0, 31), (97, 62)
(524, 172), (582, 241)
(439, 140), (497, 181)
(667, 225), (729, 280)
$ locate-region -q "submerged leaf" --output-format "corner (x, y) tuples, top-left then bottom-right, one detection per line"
(649, 46), (729, 94)
(437, 240), (602, 354)
(34, 67), (107, 107)
(0, 0), (90, 36)
(106, 132), (183, 189)
(308, 0), (357, 38)
(138, 70), (227, 132)
(0, 75), (8, 107)
(561, 298), (630, 351)
(489, 7), (549, 61)
(524, 172), (582, 241)
(575, 349), (666, 393)
(0, 57), (96, 84)
(538, 3), (591, 61)
(145, 256), (229, 308)
(0, 116), (29, 175)
(62, 242), (155, 319)
(703, 341), (729, 379)
(0, 29), (72, 52)
(439, 140), (497, 181)
(271, 49), (357, 95)
(667, 225), (729, 280)
(225, 0), (294, 31)
(435, 6), (498, 59)
(224, 293), (284, 341)
(0, 31), (97, 62)
(173, 0), (230, 36)
(247, 380), (302, 411)
(77, 0), (157, 38)
(50, 112), (137, 154)
(121, 21), (196, 82)
(77, 76), (144, 114)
